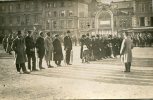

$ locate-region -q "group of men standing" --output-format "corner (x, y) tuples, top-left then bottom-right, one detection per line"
(80, 34), (122, 61)
(7, 30), (73, 74)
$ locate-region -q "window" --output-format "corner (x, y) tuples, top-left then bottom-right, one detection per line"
(53, 11), (57, 17)
(46, 3), (49, 8)
(48, 12), (51, 17)
(68, 20), (73, 28)
(140, 17), (145, 26)
(46, 20), (50, 29)
(17, 3), (21, 10)
(53, 2), (56, 8)
(9, 16), (12, 25)
(60, 10), (65, 17)
(34, 2), (38, 10)
(25, 2), (30, 9)
(9, 5), (13, 12)
(53, 20), (57, 28)
(68, 0), (72, 7)
(25, 14), (30, 25)
(151, 17), (153, 26)
(149, 4), (152, 12)
(141, 4), (145, 12)
(60, 20), (65, 28)
(34, 15), (38, 24)
(61, 1), (64, 7)
(17, 16), (20, 24)
(68, 10), (73, 16)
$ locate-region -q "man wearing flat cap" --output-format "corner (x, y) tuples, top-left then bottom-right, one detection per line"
(11, 31), (30, 74)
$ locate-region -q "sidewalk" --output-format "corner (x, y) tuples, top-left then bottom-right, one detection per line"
(0, 46), (153, 99)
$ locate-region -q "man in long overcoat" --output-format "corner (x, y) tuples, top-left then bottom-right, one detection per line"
(36, 31), (45, 69)
(11, 31), (30, 74)
(53, 34), (63, 66)
(44, 32), (54, 68)
(25, 31), (37, 71)
(120, 32), (133, 72)
(64, 30), (72, 65)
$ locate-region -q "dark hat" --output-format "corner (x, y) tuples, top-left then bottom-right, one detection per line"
(17, 31), (22, 35)
(27, 30), (32, 34)
(55, 34), (59, 37)
(96, 34), (99, 37)
(67, 30), (70, 33)
(86, 33), (89, 36)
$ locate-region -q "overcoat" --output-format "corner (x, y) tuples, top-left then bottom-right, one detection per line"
(64, 36), (72, 50)
(120, 36), (133, 63)
(11, 37), (27, 64)
(44, 36), (54, 61)
(53, 38), (63, 61)
(36, 36), (45, 58)
(25, 36), (35, 55)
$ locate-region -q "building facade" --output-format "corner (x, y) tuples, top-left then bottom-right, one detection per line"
(0, 0), (89, 40)
(0, 0), (43, 35)
(132, 0), (153, 27)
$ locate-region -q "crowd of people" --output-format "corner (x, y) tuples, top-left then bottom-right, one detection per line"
(79, 34), (122, 63)
(2, 30), (73, 74)
(2, 30), (153, 73)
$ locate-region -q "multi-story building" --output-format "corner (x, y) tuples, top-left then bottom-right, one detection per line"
(43, 0), (89, 38)
(0, 0), (89, 40)
(132, 0), (153, 27)
(0, 0), (43, 35)
(111, 0), (134, 32)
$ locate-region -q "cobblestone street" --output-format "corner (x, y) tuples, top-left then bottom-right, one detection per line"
(0, 46), (153, 99)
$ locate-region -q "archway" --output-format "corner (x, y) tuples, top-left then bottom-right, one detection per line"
(95, 9), (114, 35)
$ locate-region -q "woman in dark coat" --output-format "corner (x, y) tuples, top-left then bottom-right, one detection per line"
(53, 35), (63, 66)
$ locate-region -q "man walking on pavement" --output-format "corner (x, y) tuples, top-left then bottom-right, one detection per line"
(11, 31), (30, 74)
(25, 30), (38, 71)
(64, 30), (72, 65)
(120, 32), (133, 72)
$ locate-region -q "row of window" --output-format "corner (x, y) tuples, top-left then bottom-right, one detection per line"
(46, 19), (74, 29)
(45, 0), (72, 8)
(136, 3), (152, 12)
(0, 2), (39, 12)
(46, 10), (73, 17)
(139, 17), (153, 26)
(0, 15), (39, 26)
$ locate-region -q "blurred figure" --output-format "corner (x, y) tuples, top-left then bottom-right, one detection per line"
(120, 32), (133, 72)
(25, 31), (37, 71)
(80, 35), (86, 59)
(11, 31), (30, 74)
(64, 30), (72, 65)
(6, 34), (13, 55)
(36, 31), (45, 69)
(44, 32), (54, 68)
(53, 34), (63, 66)
(82, 45), (90, 63)
(2, 35), (8, 52)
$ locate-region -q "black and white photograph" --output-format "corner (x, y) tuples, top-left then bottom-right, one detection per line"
(0, 0), (153, 99)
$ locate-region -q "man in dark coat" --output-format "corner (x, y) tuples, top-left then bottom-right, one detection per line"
(11, 31), (30, 74)
(2, 35), (8, 52)
(36, 31), (45, 69)
(25, 31), (37, 71)
(64, 30), (72, 65)
(53, 34), (63, 66)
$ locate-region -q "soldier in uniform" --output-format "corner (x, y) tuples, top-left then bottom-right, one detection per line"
(36, 31), (45, 69)
(11, 31), (30, 74)
(25, 31), (37, 71)
(120, 32), (133, 72)
(64, 30), (72, 65)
